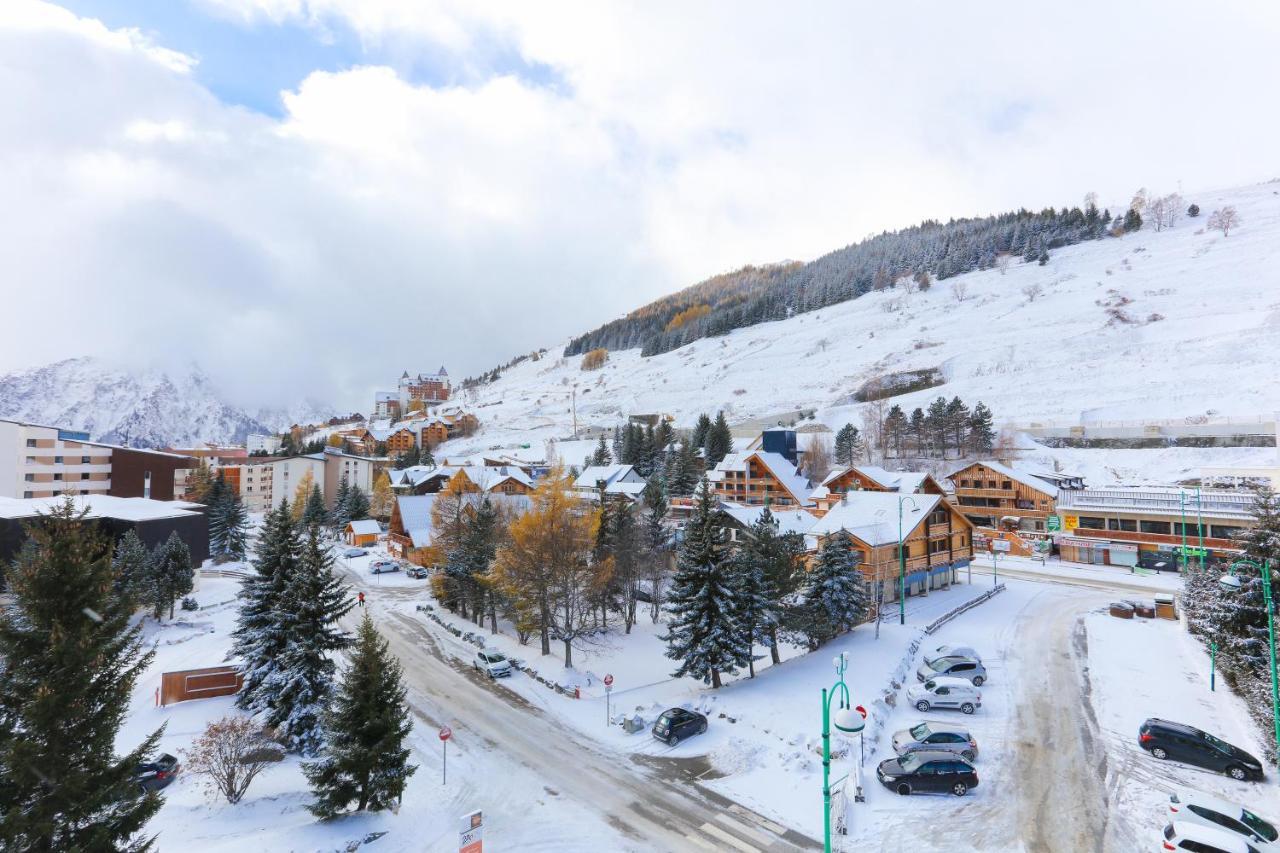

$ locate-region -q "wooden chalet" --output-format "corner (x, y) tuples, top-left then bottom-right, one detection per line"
(810, 465), (946, 515)
(946, 460), (1069, 533)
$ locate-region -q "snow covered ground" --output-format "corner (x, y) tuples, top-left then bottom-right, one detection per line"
(435, 180), (1280, 486)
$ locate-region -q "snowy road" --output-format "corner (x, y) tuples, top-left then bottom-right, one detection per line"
(349, 585), (820, 852)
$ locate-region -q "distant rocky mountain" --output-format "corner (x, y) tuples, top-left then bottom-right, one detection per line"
(0, 356), (336, 448)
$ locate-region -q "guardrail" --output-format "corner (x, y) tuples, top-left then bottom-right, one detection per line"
(924, 584), (1006, 635)
(199, 568), (250, 580)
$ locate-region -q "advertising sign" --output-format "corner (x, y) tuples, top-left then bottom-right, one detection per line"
(459, 810), (483, 853)
(1063, 515), (1079, 531)
(991, 539), (1012, 553)
(1046, 515), (1062, 532)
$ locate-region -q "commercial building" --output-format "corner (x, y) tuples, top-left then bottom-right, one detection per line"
(946, 460), (1084, 533)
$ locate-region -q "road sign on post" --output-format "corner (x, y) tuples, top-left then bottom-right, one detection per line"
(604, 673), (614, 725)
(1046, 515), (1062, 532)
(439, 726), (452, 786)
(991, 539), (1011, 553)
(459, 809), (483, 853)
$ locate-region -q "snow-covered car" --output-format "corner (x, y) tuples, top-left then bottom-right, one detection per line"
(343, 548), (367, 558)
(406, 566), (429, 579)
(1163, 819), (1260, 853)
(916, 655), (988, 687)
(926, 644), (980, 664)
(473, 650), (512, 679)
(906, 677), (981, 714)
(369, 560), (400, 575)
(1168, 789), (1279, 850)
(891, 721), (979, 761)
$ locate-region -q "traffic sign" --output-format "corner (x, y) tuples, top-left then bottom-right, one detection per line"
(439, 726), (452, 741)
(1046, 515), (1062, 532)
(991, 539), (1011, 553)
(603, 673), (613, 687)
(854, 704), (867, 719)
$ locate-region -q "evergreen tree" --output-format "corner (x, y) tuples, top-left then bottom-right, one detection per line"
(834, 423), (861, 467)
(967, 402), (996, 454)
(692, 413), (713, 450)
(264, 529), (353, 754)
(662, 481), (748, 687)
(147, 531), (194, 620)
(611, 425), (623, 462)
(909, 408), (927, 456)
(591, 433), (612, 466)
(222, 490), (250, 561)
(445, 498), (501, 624)
(112, 529), (150, 607)
(1218, 488), (1280, 674)
(945, 397), (971, 456)
(704, 412), (733, 469)
(393, 445), (420, 470)
(206, 471), (232, 557)
(232, 499), (302, 716)
(926, 396), (950, 457)
(345, 485), (371, 522)
(884, 405), (908, 457)
(302, 482), (329, 529)
(1188, 203), (1201, 218)
(303, 613), (416, 817)
(729, 506), (803, 672)
(1123, 207), (1143, 232)
(787, 530), (870, 650)
(664, 439), (698, 496)
(331, 474), (352, 532)
(0, 498), (162, 851)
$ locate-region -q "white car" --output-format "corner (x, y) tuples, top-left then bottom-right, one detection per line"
(473, 650), (512, 679)
(1163, 819), (1262, 852)
(1168, 789), (1278, 850)
(369, 560), (399, 575)
(906, 677), (981, 715)
(926, 644), (980, 665)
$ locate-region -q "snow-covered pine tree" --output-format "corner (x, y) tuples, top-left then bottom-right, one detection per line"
(1221, 487), (1280, 675)
(232, 498), (302, 716)
(967, 402), (996, 454)
(737, 505), (805, 666)
(834, 423), (860, 467)
(1182, 555), (1224, 641)
(789, 530), (870, 650)
(303, 612), (416, 817)
(222, 489), (250, 561)
(206, 471), (232, 557)
(330, 473), (352, 533)
(591, 433), (612, 466)
(345, 484), (371, 523)
(0, 498), (162, 849)
(302, 482), (328, 529)
(704, 412), (733, 469)
(692, 413), (712, 450)
(662, 480), (748, 687)
(111, 528), (150, 607)
(264, 528), (353, 755)
(611, 425), (623, 462)
(147, 530), (194, 620)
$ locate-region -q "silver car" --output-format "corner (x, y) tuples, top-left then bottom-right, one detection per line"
(916, 654), (988, 687)
(892, 721), (979, 761)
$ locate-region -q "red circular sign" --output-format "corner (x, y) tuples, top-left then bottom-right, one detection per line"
(855, 705), (867, 719)
(603, 674), (614, 687)
(439, 726), (452, 741)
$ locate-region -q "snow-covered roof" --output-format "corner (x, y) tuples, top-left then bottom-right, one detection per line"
(718, 503), (818, 536)
(0, 495), (203, 522)
(573, 464), (639, 490)
(346, 519), (380, 535)
(807, 492), (943, 546)
(708, 451), (811, 505)
(395, 493), (532, 548)
(375, 391), (397, 402)
(950, 460), (1058, 496)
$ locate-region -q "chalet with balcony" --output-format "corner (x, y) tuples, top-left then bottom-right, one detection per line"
(810, 465), (946, 515)
(707, 451), (812, 508)
(946, 461), (1081, 533)
(808, 491), (975, 606)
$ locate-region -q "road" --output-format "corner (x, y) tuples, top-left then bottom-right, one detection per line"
(342, 577), (818, 852)
(970, 564), (1179, 597)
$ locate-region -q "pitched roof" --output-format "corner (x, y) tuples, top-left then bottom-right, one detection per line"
(949, 460), (1059, 496)
(718, 503), (817, 536)
(708, 451), (812, 505)
(807, 491), (943, 546)
(395, 493), (531, 548)
(573, 464), (639, 490)
(347, 519), (381, 535)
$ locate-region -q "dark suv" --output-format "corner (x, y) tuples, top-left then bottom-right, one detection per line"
(876, 750), (979, 797)
(133, 753), (180, 793)
(652, 708), (707, 746)
(1139, 718), (1264, 781)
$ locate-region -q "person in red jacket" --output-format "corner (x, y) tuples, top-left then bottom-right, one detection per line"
(357, 591), (365, 608)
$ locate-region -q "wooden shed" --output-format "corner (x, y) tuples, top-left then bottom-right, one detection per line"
(345, 519), (380, 547)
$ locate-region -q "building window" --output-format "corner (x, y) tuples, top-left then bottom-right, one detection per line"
(53, 473), (63, 481)
(54, 455), (63, 463)
(25, 456), (35, 463)
(1211, 525), (1243, 540)
(1175, 522), (1206, 538)
(81, 456), (90, 464)
(1140, 520), (1172, 534)
(81, 473), (90, 480)
(1001, 481), (1012, 490)
(26, 439), (36, 447)
(52, 490), (61, 496)
(1107, 518), (1137, 532)
(1076, 516), (1106, 530)
(24, 474), (34, 482)
(80, 490), (89, 495)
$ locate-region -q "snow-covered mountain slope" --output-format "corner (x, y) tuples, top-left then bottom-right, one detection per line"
(0, 357), (334, 447)
(450, 181), (1280, 477)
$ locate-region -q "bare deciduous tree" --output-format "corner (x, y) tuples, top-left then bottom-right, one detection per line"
(1021, 283), (1044, 302)
(183, 716), (283, 805)
(802, 435), (834, 481)
(995, 254), (1011, 275)
(949, 280), (970, 302)
(1146, 193), (1185, 232)
(1208, 206), (1241, 237)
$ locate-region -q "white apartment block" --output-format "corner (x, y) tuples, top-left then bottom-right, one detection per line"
(236, 455), (326, 513)
(246, 433), (283, 454)
(0, 419), (112, 499)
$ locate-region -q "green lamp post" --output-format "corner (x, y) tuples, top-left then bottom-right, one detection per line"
(821, 652), (863, 853)
(898, 496), (920, 625)
(1219, 559), (1280, 764)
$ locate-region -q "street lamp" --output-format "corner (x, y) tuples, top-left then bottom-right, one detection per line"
(898, 496), (920, 626)
(1181, 488), (1206, 574)
(821, 652), (862, 853)
(1218, 559), (1280, 765)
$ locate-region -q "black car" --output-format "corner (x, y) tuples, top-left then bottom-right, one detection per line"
(876, 750), (978, 797)
(1139, 718), (1264, 781)
(652, 708), (707, 746)
(134, 753), (180, 793)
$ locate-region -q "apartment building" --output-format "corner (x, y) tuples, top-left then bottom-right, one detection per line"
(0, 418), (195, 501)
(707, 450), (812, 507)
(226, 454), (327, 513)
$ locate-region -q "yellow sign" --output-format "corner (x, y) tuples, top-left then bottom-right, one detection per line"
(1063, 515), (1079, 531)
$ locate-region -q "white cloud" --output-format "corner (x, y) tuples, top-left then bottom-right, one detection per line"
(3, 0), (1280, 411)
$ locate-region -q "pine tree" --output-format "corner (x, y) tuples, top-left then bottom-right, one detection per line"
(264, 529), (353, 754)
(1188, 203), (1200, 218)
(1123, 207), (1143, 233)
(146, 530), (194, 620)
(419, 444), (436, 468)
(834, 423), (861, 467)
(967, 402), (996, 454)
(302, 482), (328, 528)
(946, 397), (970, 454)
(303, 613), (416, 817)
(445, 498), (500, 624)
(926, 397), (950, 458)
(884, 405), (908, 457)
(662, 480), (748, 687)
(233, 499), (302, 716)
(0, 498), (162, 851)
(206, 471), (232, 557)
(692, 413), (713, 450)
(736, 506), (804, 666)
(704, 412), (733, 469)
(345, 485), (371, 522)
(664, 440), (698, 496)
(611, 425), (623, 462)
(909, 408), (927, 456)
(222, 490), (250, 561)
(787, 530), (870, 650)
(1219, 488), (1280, 674)
(591, 433), (612, 466)
(331, 474), (352, 533)
(112, 528), (150, 607)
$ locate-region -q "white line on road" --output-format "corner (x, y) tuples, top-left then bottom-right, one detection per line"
(714, 812), (774, 847)
(729, 803), (788, 836)
(682, 831), (722, 851)
(698, 820), (762, 852)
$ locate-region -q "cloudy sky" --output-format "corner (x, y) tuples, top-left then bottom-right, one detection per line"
(3, 1), (1278, 410)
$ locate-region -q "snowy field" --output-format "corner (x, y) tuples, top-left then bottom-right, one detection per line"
(435, 180), (1280, 487)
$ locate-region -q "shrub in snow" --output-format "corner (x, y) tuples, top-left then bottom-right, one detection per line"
(183, 716), (283, 805)
(180, 596), (199, 612)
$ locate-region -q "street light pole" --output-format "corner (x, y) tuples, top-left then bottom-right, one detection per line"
(1180, 490), (1188, 573)
(898, 496), (919, 626)
(821, 653), (859, 853)
(1196, 486), (1205, 574)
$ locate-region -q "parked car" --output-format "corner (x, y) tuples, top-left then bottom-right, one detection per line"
(473, 650), (512, 679)
(876, 749), (978, 797)
(1169, 789), (1278, 850)
(1139, 719), (1264, 781)
(916, 654), (988, 687)
(1163, 819), (1262, 853)
(651, 708), (707, 747)
(369, 560), (400, 575)
(406, 566), (429, 579)
(927, 644), (980, 663)
(343, 548), (367, 558)
(892, 721), (979, 761)
(133, 753), (180, 793)
(907, 677), (981, 714)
